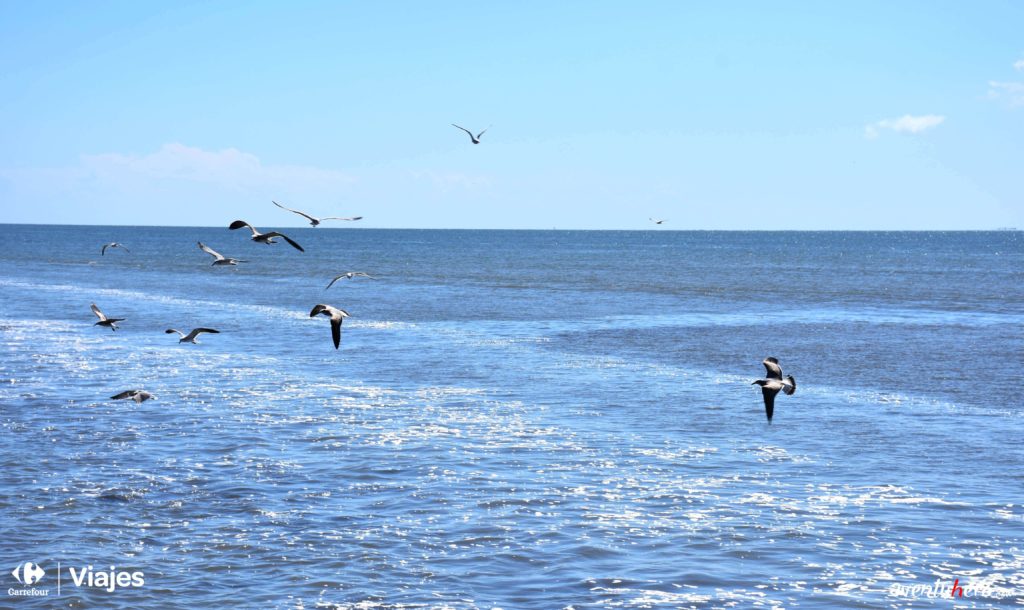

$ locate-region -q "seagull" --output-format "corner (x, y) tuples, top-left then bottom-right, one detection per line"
(101, 242), (130, 255)
(751, 357), (796, 423)
(452, 123), (489, 144)
(91, 303), (125, 331)
(165, 327), (220, 344)
(309, 303), (350, 349)
(325, 272), (377, 289)
(272, 200), (362, 227)
(197, 241), (246, 266)
(111, 390), (156, 403)
(228, 220), (305, 252)
(650, 218), (668, 225)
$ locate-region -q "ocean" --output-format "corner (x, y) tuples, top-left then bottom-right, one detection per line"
(1, 225), (1021, 608)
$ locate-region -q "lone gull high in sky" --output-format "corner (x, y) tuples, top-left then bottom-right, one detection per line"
(272, 200), (363, 227)
(451, 123), (489, 144)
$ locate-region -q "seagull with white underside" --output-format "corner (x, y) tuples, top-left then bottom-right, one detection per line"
(228, 220), (304, 252)
(325, 272), (377, 289)
(309, 304), (350, 349)
(272, 200), (362, 227)
(198, 241), (247, 266)
(101, 242), (130, 255)
(751, 357), (796, 423)
(452, 123), (489, 144)
(91, 303), (124, 331)
(111, 390), (156, 403)
(165, 327), (220, 344)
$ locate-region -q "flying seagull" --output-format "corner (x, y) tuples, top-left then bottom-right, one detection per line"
(325, 272), (377, 290)
(650, 218), (668, 225)
(111, 390), (156, 403)
(272, 200), (362, 227)
(451, 123), (489, 144)
(91, 303), (124, 331)
(165, 327), (220, 344)
(101, 242), (130, 255)
(751, 357), (796, 423)
(228, 220), (305, 252)
(309, 303), (350, 349)
(198, 241), (247, 266)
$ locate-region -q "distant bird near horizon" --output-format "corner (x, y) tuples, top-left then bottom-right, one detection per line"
(91, 303), (124, 331)
(650, 218), (667, 225)
(325, 272), (377, 290)
(272, 200), (362, 227)
(229, 220), (304, 252)
(752, 357), (796, 423)
(197, 241), (247, 266)
(452, 123), (489, 144)
(165, 327), (220, 344)
(111, 390), (155, 403)
(101, 242), (130, 255)
(309, 303), (350, 349)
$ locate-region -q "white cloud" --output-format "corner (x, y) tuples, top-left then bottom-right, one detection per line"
(0, 143), (358, 224)
(865, 114), (945, 139)
(0, 143), (495, 225)
(983, 60), (1024, 107)
(80, 142), (355, 191)
(988, 80), (1024, 106)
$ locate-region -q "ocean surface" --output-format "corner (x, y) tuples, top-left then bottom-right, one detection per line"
(1, 225), (1022, 609)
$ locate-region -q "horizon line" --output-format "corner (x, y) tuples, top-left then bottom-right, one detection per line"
(0, 222), (1018, 233)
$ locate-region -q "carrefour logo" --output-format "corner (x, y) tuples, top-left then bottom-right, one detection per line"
(9, 561), (49, 597)
(11, 562), (44, 586)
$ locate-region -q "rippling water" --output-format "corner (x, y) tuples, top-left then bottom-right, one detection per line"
(1, 226), (1022, 608)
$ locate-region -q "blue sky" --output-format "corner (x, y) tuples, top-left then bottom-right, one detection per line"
(1, 1), (1022, 229)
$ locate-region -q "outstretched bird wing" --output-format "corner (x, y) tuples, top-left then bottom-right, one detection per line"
(165, 329), (184, 338)
(452, 123), (482, 141)
(325, 275), (345, 290)
(762, 357), (784, 380)
(262, 232), (304, 252)
(330, 316), (343, 349)
(91, 303), (107, 321)
(272, 200), (318, 223)
(110, 390), (139, 400)
(180, 328), (220, 341)
(197, 241), (225, 261)
(101, 244), (110, 255)
(229, 220), (260, 236)
(476, 125), (490, 139)
(761, 386), (780, 422)
(320, 216), (363, 222)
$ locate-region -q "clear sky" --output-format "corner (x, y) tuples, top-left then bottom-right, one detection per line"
(1, 1), (1022, 229)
